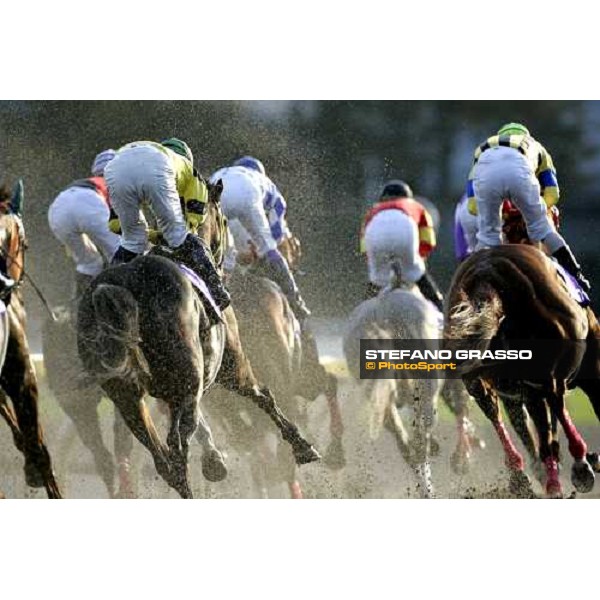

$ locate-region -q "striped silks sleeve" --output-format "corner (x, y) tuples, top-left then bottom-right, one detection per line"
(537, 146), (560, 207)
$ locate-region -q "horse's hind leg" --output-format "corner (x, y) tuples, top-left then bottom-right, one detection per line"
(547, 384), (594, 494)
(524, 397), (561, 497)
(113, 408), (135, 498)
(0, 389), (24, 452)
(103, 380), (173, 496)
(1, 334), (62, 499)
(441, 378), (483, 475)
(218, 306), (320, 466)
(466, 378), (532, 497)
(55, 391), (116, 497)
(298, 330), (346, 470)
(188, 400), (227, 485)
(503, 397), (544, 484)
(324, 375), (346, 471)
(572, 378), (600, 471)
(384, 401), (412, 465)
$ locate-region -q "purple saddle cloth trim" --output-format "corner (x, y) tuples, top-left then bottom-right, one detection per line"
(177, 264), (222, 319)
(553, 260), (590, 307)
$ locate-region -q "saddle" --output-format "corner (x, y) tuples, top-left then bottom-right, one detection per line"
(150, 245), (223, 324)
(177, 263), (223, 322)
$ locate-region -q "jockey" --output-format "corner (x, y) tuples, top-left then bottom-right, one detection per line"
(209, 155), (310, 323)
(467, 122), (591, 293)
(105, 138), (231, 313)
(360, 179), (444, 311)
(48, 149), (120, 296)
(454, 193), (478, 262)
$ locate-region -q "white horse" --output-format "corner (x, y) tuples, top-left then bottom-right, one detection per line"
(343, 271), (443, 498)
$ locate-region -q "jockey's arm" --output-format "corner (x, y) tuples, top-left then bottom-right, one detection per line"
(537, 147), (560, 208)
(418, 210), (436, 258)
(181, 169), (209, 233)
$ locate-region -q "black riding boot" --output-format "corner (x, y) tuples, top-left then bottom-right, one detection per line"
(0, 272), (15, 300)
(111, 246), (140, 266)
(172, 234), (231, 312)
(416, 272), (444, 312)
(552, 245), (591, 294)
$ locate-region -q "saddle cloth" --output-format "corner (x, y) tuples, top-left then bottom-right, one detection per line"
(177, 264), (223, 321)
(551, 259), (590, 307)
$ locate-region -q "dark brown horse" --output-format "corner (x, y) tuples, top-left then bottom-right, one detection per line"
(0, 208), (62, 498)
(77, 182), (319, 498)
(208, 264), (343, 498)
(445, 244), (599, 497)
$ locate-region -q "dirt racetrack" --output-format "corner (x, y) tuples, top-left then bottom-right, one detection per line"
(2, 362), (600, 499)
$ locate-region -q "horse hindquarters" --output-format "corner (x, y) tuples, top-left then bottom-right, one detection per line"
(79, 284), (148, 380)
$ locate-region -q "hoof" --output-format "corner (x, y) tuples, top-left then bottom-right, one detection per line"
(202, 449), (228, 483)
(323, 438), (346, 471)
(469, 435), (486, 452)
(586, 452), (600, 473)
(571, 459), (595, 494)
(508, 469), (535, 498)
(289, 481), (304, 499)
(293, 441), (321, 466)
(24, 462), (45, 489)
(450, 449), (471, 476)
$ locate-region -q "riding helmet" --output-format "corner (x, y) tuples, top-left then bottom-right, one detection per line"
(379, 179), (414, 201)
(233, 156), (266, 176)
(161, 138), (194, 164)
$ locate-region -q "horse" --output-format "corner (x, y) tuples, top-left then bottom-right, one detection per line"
(76, 181), (319, 498)
(444, 243), (600, 498)
(343, 269), (442, 498)
(0, 208), (62, 498)
(206, 262), (344, 498)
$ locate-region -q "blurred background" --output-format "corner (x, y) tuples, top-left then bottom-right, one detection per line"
(1, 100), (599, 324)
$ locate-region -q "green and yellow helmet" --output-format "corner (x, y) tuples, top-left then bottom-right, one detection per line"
(161, 137), (194, 163)
(498, 122), (530, 137)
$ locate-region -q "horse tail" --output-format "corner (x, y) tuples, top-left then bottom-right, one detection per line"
(91, 284), (150, 382)
(447, 256), (537, 341)
(389, 261), (403, 290)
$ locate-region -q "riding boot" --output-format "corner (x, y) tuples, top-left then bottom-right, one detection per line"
(552, 245), (592, 294)
(0, 272), (15, 300)
(365, 281), (380, 299)
(416, 272), (444, 312)
(75, 272), (94, 299)
(111, 246), (140, 266)
(256, 249), (311, 324)
(172, 234), (231, 312)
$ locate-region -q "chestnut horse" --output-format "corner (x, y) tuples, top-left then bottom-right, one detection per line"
(445, 244), (599, 497)
(77, 182), (319, 498)
(0, 209), (62, 498)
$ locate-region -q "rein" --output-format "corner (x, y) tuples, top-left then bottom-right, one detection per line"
(0, 217), (57, 322)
